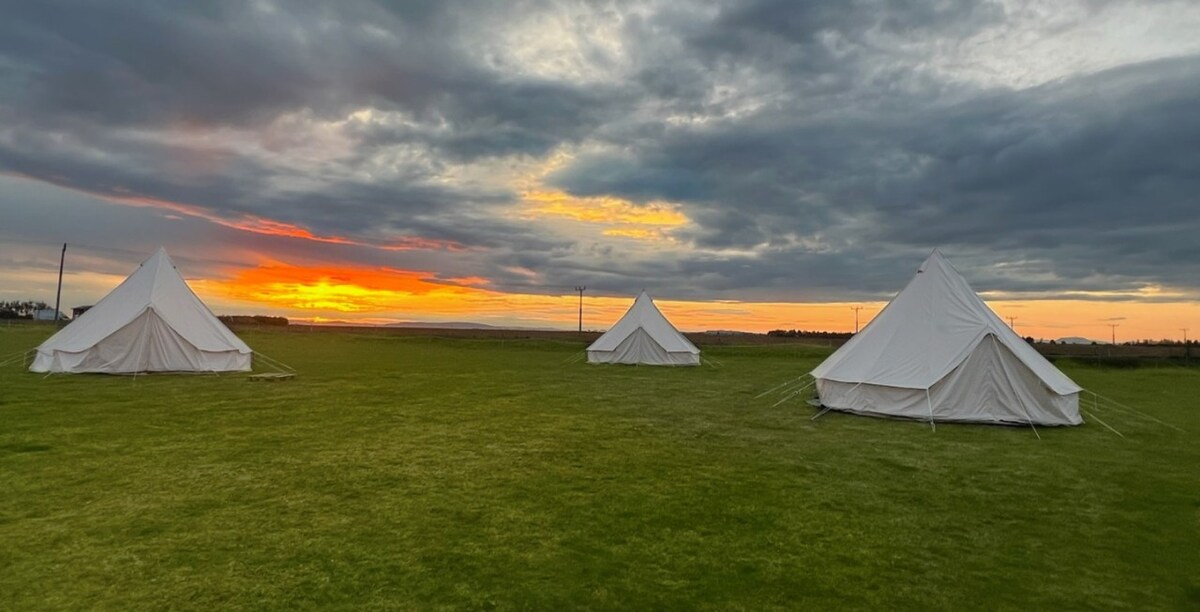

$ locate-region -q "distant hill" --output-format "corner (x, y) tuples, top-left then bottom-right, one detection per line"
(384, 321), (558, 331)
(1056, 336), (1099, 345)
(385, 321), (497, 329)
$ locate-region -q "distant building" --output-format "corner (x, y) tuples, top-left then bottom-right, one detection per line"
(34, 308), (67, 321)
(72, 305), (93, 319)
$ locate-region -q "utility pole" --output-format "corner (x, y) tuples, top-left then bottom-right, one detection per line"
(1183, 328), (1190, 364)
(850, 305), (864, 333)
(574, 286), (586, 332)
(1006, 316), (1017, 330)
(1108, 323), (1119, 346)
(54, 243), (66, 322)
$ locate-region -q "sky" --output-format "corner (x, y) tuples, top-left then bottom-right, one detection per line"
(2, 0), (1199, 341)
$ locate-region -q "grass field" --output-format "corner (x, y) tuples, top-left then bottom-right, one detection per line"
(1, 325), (1198, 610)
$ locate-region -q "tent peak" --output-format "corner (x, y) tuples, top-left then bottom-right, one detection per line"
(918, 249), (965, 278)
(142, 247), (176, 268)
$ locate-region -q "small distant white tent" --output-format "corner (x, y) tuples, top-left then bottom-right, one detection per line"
(30, 248), (252, 374)
(587, 291), (700, 366)
(811, 250), (1082, 426)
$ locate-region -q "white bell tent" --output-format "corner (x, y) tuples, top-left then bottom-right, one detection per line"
(30, 248), (253, 374)
(587, 291), (701, 366)
(811, 250), (1082, 426)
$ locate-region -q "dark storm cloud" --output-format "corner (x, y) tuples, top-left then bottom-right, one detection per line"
(693, 0), (1004, 76)
(0, 119), (500, 244)
(347, 78), (629, 162)
(551, 45), (1200, 298)
(0, 1), (630, 154)
(0, 0), (624, 266)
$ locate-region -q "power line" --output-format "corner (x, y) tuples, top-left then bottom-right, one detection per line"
(1006, 315), (1017, 330)
(850, 305), (864, 333)
(1107, 323), (1119, 345)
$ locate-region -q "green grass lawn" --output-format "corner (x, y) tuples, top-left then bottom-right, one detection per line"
(1, 325), (1197, 610)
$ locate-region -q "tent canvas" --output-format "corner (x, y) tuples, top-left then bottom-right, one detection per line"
(30, 248), (252, 374)
(811, 250), (1082, 426)
(587, 291), (700, 366)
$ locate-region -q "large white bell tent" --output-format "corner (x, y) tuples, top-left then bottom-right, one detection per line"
(811, 250), (1082, 427)
(30, 248), (252, 374)
(587, 291), (701, 366)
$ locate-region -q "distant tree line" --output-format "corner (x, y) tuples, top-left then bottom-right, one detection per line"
(767, 329), (853, 340)
(218, 315), (289, 326)
(0, 300), (49, 319)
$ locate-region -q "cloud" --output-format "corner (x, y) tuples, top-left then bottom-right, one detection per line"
(549, 54), (1200, 298)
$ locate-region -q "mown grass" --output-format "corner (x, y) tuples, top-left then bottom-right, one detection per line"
(1, 325), (1197, 610)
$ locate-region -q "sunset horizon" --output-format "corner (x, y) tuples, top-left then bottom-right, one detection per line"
(3, 1), (1198, 343)
(8, 214), (1195, 343)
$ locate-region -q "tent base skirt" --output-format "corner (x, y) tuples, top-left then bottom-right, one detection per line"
(814, 379), (1081, 427)
(29, 309), (251, 374)
(813, 404), (1078, 427)
(586, 327), (700, 366)
(813, 331), (1081, 427)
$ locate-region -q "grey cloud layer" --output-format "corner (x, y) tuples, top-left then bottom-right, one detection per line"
(2, 0), (1198, 302)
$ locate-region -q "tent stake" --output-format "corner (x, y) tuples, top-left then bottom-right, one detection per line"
(925, 388), (936, 431)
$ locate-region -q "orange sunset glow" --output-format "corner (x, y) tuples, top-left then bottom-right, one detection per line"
(521, 189), (689, 227)
(518, 189), (690, 242)
(186, 260), (1199, 342)
(194, 262), (491, 313)
(97, 191), (465, 252)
